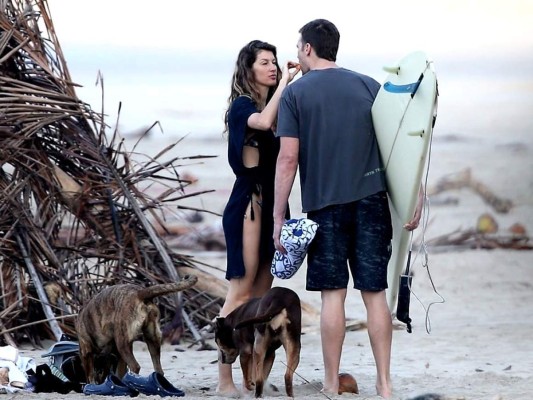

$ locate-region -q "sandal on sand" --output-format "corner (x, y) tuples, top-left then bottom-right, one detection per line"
(83, 374), (139, 397)
(122, 372), (185, 397)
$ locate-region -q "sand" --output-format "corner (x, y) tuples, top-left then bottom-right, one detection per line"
(12, 123), (532, 400)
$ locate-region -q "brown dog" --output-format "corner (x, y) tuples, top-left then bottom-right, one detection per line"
(76, 274), (197, 383)
(215, 286), (301, 397)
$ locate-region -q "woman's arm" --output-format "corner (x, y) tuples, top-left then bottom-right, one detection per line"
(247, 61), (300, 131)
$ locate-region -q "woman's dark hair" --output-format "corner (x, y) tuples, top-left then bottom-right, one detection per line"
(299, 19), (340, 61)
(224, 40), (281, 133)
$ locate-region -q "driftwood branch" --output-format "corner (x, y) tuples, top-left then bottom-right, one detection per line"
(0, 320), (18, 348)
(427, 228), (532, 251)
(15, 234), (63, 341)
(0, 314), (76, 336)
(428, 168), (513, 213)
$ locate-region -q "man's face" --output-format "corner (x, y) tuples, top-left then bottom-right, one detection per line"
(296, 38), (310, 75)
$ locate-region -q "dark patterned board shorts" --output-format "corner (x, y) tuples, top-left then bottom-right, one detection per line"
(306, 191), (393, 292)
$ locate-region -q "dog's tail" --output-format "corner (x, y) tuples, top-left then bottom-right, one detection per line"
(137, 274), (198, 301)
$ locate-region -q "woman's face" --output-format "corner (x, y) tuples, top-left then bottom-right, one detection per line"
(252, 50), (278, 89)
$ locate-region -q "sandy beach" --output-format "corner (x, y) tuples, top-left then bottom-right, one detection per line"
(13, 114), (533, 400)
(1, 1), (532, 399)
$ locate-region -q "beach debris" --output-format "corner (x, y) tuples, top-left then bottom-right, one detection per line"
(345, 320), (367, 331)
(427, 225), (532, 251)
(406, 395), (461, 400)
(420, 171), (530, 250)
(0, 0), (224, 347)
(508, 223), (526, 236)
(476, 213), (498, 234)
(428, 168), (513, 213)
(407, 395), (446, 400)
(165, 223), (226, 251)
(338, 372), (358, 395)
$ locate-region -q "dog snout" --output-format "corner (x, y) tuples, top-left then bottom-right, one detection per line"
(218, 348), (238, 364)
(218, 350), (226, 363)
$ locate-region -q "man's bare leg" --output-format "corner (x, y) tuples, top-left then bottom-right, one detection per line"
(320, 288), (347, 394)
(362, 290), (393, 398)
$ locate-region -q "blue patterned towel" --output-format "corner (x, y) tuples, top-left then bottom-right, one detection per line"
(271, 218), (319, 279)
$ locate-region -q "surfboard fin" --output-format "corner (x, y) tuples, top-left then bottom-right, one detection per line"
(383, 65), (400, 74)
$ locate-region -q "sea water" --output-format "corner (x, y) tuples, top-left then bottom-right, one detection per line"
(65, 46), (234, 139)
(66, 46), (533, 144)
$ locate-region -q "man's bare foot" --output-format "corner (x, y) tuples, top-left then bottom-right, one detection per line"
(321, 382), (339, 396)
(321, 388), (339, 397)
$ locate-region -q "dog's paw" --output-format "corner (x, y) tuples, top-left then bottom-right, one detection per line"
(266, 382), (279, 394)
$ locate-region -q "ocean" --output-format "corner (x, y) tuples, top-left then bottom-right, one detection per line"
(64, 45), (533, 144)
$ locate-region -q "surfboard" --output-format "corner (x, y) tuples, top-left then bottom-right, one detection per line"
(371, 51), (438, 312)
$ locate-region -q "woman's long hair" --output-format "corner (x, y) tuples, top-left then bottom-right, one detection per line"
(223, 40), (282, 133)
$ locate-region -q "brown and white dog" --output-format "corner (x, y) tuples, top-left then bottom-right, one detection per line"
(215, 286), (302, 397)
(76, 274), (198, 383)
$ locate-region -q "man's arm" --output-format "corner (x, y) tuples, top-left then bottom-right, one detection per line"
(273, 137), (299, 253)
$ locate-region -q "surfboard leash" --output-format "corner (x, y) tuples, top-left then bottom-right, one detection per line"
(406, 84), (446, 334)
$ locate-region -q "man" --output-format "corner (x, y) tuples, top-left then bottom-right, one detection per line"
(273, 19), (421, 398)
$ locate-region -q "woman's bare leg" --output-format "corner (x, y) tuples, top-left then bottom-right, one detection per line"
(217, 195), (263, 395)
(252, 259), (274, 298)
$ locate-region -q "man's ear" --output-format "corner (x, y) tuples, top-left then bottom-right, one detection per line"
(305, 42), (312, 56)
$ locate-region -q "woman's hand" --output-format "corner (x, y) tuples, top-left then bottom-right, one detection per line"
(281, 61), (301, 84)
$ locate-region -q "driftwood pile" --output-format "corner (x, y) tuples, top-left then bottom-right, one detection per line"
(426, 169), (531, 251)
(0, 0), (223, 348)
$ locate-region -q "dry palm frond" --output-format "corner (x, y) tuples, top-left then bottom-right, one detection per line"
(0, 0), (222, 346)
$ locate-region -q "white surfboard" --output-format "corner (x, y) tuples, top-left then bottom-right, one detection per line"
(371, 51), (438, 312)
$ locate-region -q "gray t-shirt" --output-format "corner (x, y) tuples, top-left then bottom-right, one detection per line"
(277, 67), (386, 213)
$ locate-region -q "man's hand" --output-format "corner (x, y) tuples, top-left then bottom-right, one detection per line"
(273, 219), (286, 254)
(404, 184), (424, 231)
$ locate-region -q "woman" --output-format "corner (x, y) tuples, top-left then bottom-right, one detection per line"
(217, 40), (300, 395)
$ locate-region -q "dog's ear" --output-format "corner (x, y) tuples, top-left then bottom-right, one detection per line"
(215, 316), (225, 331)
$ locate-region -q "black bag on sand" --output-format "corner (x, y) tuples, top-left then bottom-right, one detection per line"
(32, 333), (86, 393)
(27, 364), (83, 394)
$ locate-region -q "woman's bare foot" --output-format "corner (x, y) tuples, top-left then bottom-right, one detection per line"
(216, 383), (241, 398)
(376, 380), (393, 399)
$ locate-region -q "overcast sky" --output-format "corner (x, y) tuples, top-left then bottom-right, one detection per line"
(49, 0), (533, 59)
(43, 0), (533, 138)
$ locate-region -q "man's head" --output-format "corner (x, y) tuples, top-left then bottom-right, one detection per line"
(297, 19), (340, 73)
